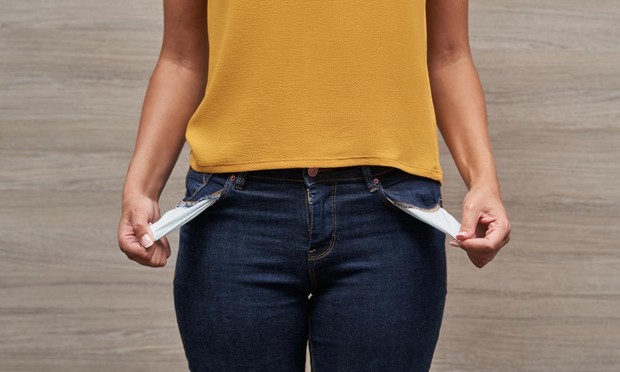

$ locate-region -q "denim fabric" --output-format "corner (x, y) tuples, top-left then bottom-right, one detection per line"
(174, 165), (447, 372)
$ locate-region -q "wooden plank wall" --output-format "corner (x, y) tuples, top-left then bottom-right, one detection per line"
(1, 1), (618, 371)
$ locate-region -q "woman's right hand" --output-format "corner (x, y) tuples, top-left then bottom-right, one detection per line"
(118, 194), (171, 267)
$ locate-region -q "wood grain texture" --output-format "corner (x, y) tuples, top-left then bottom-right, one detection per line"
(1, 1), (618, 371)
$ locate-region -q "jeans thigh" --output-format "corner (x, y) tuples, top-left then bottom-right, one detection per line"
(173, 172), (310, 372)
(308, 171), (447, 372)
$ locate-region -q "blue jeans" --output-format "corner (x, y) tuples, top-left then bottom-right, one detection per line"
(174, 165), (447, 371)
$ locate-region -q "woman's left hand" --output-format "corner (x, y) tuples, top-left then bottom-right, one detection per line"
(449, 184), (511, 268)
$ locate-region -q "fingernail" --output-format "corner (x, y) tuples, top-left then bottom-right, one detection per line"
(140, 234), (154, 248)
(449, 240), (461, 247)
(457, 231), (467, 238)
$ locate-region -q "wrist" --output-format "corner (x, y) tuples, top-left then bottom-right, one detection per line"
(122, 176), (164, 203)
(122, 184), (161, 202)
(122, 158), (170, 201)
(464, 168), (503, 198)
(464, 168), (499, 189)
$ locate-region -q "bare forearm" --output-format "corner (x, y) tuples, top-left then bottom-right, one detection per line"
(430, 56), (498, 192)
(426, 0), (510, 267)
(123, 58), (207, 200)
(118, 0), (210, 267)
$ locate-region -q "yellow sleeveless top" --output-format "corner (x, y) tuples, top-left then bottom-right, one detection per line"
(186, 0), (442, 181)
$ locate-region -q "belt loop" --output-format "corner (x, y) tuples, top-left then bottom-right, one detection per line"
(234, 171), (248, 190)
(361, 166), (380, 193)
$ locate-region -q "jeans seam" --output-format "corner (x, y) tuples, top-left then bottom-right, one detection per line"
(391, 200), (441, 212)
(215, 173), (236, 202)
(308, 316), (316, 372)
(307, 260), (317, 295)
(373, 178), (399, 209)
(308, 181), (337, 261)
(304, 187), (312, 249)
(304, 186), (317, 293)
(182, 171), (212, 202)
(375, 177), (442, 212)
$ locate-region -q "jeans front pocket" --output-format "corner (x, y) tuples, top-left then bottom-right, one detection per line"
(178, 167), (234, 207)
(149, 168), (236, 241)
(375, 169), (442, 211)
(181, 167), (212, 203)
(372, 169), (460, 238)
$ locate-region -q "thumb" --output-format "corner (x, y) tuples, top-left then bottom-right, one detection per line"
(132, 211), (155, 248)
(457, 206), (480, 240)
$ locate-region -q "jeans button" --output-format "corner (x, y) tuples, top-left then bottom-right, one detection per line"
(307, 168), (318, 177)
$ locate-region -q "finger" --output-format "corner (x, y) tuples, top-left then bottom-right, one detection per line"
(460, 225), (507, 252)
(118, 217), (148, 258)
(466, 251), (495, 269)
(160, 237), (172, 258)
(131, 211), (155, 249)
(126, 243), (167, 267)
(485, 220), (511, 248)
(457, 203), (481, 240)
(459, 237), (494, 252)
(130, 254), (163, 268)
(147, 242), (169, 267)
(119, 213), (157, 263)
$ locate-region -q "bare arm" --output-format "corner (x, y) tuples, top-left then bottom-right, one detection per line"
(118, 0), (209, 267)
(427, 0), (511, 268)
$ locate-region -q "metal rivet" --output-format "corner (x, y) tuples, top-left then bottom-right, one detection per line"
(373, 178), (379, 184)
(230, 175), (236, 181)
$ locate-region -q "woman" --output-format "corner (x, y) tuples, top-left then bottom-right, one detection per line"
(118, 0), (511, 370)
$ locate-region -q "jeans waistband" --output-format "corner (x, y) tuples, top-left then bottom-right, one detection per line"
(236, 165), (398, 184)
